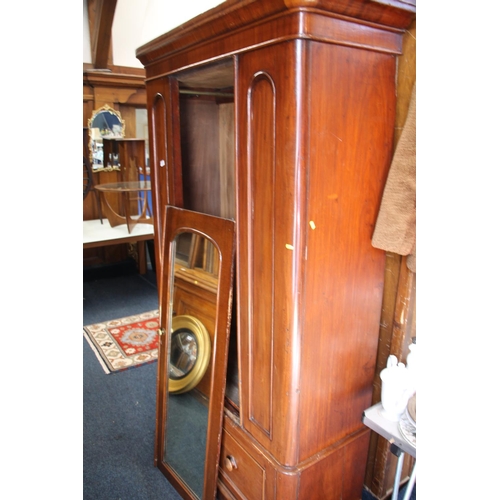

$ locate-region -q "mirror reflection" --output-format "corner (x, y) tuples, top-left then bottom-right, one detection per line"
(87, 105), (125, 169)
(170, 329), (198, 379)
(164, 231), (219, 499)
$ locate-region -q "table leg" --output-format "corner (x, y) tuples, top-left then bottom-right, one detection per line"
(121, 190), (152, 233)
(391, 448), (405, 500)
(124, 191), (135, 233)
(99, 191), (127, 228)
(137, 241), (147, 274)
(401, 462), (416, 500)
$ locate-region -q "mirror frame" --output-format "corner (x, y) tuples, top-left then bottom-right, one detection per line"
(156, 206), (236, 500)
(87, 104), (126, 170)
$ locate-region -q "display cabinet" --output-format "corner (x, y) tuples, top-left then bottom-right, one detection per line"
(136, 1), (416, 499)
(101, 138), (147, 181)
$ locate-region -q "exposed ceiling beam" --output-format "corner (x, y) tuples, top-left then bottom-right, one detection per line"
(88, 0), (118, 69)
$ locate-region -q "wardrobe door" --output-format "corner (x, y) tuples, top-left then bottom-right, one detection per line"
(236, 40), (306, 466)
(146, 76), (182, 291)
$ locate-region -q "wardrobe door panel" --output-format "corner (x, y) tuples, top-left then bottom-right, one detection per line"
(147, 76), (182, 289)
(237, 41), (304, 466)
(247, 72), (275, 437)
(147, 78), (168, 281)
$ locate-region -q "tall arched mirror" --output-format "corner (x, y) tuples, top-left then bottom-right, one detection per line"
(87, 105), (125, 169)
(156, 206), (235, 500)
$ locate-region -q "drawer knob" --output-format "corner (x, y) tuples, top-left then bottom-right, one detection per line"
(224, 455), (238, 472)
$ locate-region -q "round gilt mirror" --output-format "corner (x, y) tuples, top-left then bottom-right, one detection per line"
(87, 105), (125, 170)
(168, 315), (211, 394)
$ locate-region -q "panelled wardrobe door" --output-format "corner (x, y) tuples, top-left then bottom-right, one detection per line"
(236, 40), (304, 466)
(146, 76), (182, 293)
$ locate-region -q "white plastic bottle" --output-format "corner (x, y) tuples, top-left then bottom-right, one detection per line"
(406, 338), (416, 395)
(406, 338), (416, 372)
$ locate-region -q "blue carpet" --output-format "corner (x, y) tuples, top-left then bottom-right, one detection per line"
(83, 266), (182, 500)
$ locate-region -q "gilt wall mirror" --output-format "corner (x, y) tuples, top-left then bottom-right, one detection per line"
(156, 206), (235, 500)
(87, 105), (125, 171)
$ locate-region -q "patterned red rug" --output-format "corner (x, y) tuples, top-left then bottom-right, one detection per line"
(84, 310), (159, 374)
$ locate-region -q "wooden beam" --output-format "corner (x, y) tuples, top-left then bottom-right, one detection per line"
(88, 0), (117, 69)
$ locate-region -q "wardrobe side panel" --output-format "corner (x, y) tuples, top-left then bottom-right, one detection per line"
(298, 41), (396, 461)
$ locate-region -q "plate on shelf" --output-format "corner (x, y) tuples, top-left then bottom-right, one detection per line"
(406, 393), (416, 427)
(399, 410), (416, 448)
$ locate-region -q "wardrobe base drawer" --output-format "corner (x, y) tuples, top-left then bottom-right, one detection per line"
(218, 429), (265, 500)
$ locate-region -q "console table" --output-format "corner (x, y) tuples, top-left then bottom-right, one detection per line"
(363, 403), (416, 500)
(83, 218), (154, 274)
